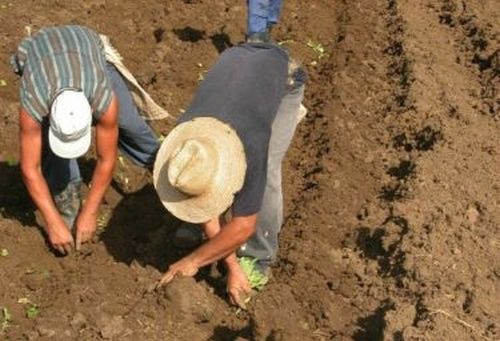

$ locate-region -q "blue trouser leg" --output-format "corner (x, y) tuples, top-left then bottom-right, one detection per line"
(268, 0), (282, 25)
(238, 83), (305, 270)
(247, 0), (270, 34)
(106, 63), (160, 168)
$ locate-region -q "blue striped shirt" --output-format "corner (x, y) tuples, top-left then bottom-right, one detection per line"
(11, 25), (112, 123)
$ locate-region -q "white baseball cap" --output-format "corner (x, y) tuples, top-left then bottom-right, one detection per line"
(49, 90), (92, 159)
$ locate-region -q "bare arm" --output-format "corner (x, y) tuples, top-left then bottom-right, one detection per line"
(75, 95), (118, 249)
(191, 215), (257, 267)
(201, 218), (240, 269)
(159, 215), (256, 284)
(202, 217), (253, 307)
(19, 109), (74, 254)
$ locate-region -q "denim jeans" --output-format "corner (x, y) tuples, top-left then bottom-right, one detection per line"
(238, 81), (305, 270)
(247, 0), (283, 35)
(42, 63), (159, 195)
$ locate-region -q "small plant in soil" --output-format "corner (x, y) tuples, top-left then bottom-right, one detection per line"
(17, 298), (39, 319)
(25, 304), (39, 319)
(5, 156), (18, 167)
(1, 307), (11, 332)
(0, 248), (8, 257)
(307, 40), (329, 65)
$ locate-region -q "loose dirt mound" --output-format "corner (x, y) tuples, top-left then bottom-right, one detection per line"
(0, 0), (498, 340)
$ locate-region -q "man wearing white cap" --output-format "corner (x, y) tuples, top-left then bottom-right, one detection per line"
(154, 42), (306, 307)
(12, 25), (159, 255)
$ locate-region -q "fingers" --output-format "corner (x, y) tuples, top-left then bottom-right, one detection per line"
(54, 245), (66, 255)
(53, 241), (72, 256)
(75, 230), (94, 251)
(62, 241), (72, 254)
(229, 288), (248, 310)
(156, 270), (176, 289)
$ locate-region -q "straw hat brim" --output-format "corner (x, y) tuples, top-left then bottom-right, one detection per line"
(153, 117), (247, 223)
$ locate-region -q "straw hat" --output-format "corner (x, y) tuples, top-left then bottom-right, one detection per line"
(153, 117), (247, 223)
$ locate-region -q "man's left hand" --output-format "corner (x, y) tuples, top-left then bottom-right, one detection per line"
(75, 211), (97, 250)
(157, 256), (199, 288)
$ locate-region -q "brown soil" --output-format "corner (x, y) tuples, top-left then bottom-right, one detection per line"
(0, 0), (499, 340)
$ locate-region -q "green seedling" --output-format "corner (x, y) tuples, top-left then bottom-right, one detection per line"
(0, 249), (8, 257)
(5, 156), (18, 167)
(115, 156), (130, 189)
(97, 210), (110, 228)
(26, 304), (39, 319)
(0, 79), (7, 87)
(277, 39), (295, 46)
(17, 298), (39, 319)
(1, 307), (12, 332)
(239, 257), (269, 291)
(198, 70), (208, 82)
(118, 156), (126, 168)
(306, 40), (329, 60)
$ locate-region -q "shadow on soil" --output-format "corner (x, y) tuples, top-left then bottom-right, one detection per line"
(100, 184), (182, 272)
(210, 322), (254, 341)
(353, 300), (394, 341)
(100, 183), (230, 300)
(172, 25), (234, 53)
(0, 162), (37, 226)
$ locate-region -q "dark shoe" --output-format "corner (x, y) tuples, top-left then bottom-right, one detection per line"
(246, 32), (271, 43)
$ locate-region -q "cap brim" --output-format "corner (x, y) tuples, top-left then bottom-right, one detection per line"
(48, 127), (91, 159)
(153, 117), (246, 223)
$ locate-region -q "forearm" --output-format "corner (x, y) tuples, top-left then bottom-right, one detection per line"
(80, 157), (115, 216)
(202, 219), (242, 270)
(192, 217), (256, 268)
(82, 94), (118, 216)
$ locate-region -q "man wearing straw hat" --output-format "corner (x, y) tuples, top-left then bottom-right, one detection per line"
(12, 25), (166, 255)
(154, 42), (306, 307)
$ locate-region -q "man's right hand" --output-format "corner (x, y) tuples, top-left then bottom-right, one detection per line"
(46, 221), (74, 255)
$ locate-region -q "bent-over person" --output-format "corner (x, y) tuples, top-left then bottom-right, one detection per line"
(154, 41), (306, 307)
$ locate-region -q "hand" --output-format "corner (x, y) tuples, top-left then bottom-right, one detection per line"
(75, 211), (97, 251)
(46, 220), (74, 255)
(227, 265), (252, 309)
(157, 256), (199, 288)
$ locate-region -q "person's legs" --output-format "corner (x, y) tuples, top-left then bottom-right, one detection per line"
(239, 83), (305, 272)
(106, 63), (160, 169)
(41, 120), (82, 229)
(267, 0), (282, 26)
(247, 0), (271, 41)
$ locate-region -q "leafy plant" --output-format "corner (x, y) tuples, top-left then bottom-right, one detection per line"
(17, 298), (39, 319)
(239, 257), (269, 291)
(307, 40), (328, 58)
(1, 307), (12, 332)
(5, 156), (18, 167)
(25, 304), (39, 319)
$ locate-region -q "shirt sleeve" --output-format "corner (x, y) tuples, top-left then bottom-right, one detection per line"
(10, 37), (32, 76)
